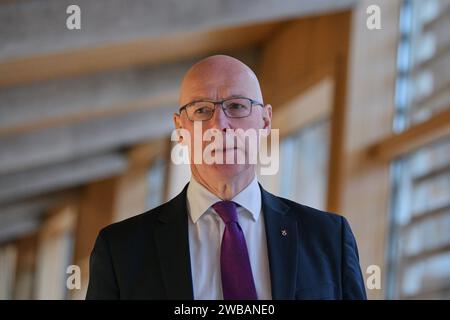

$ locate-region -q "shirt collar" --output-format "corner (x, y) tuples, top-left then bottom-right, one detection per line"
(187, 175), (261, 224)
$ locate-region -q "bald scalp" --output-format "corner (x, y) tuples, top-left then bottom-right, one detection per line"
(179, 55), (263, 106)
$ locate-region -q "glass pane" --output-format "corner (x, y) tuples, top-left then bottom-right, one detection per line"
(403, 210), (450, 256)
(402, 252), (450, 298)
(147, 157), (166, 210)
(390, 139), (450, 299)
(278, 119), (330, 211)
(395, 0), (450, 129)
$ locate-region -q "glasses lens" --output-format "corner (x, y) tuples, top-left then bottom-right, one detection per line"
(223, 98), (252, 118)
(187, 102), (215, 121)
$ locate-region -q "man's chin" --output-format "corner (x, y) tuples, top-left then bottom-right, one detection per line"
(203, 162), (251, 177)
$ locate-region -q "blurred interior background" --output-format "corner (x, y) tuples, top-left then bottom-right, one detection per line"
(0, 0), (449, 300)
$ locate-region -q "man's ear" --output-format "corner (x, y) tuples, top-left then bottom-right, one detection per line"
(262, 104), (272, 130)
(173, 113), (183, 142)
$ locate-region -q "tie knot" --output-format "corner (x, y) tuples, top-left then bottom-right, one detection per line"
(212, 201), (238, 224)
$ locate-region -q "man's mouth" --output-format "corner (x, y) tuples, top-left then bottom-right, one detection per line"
(215, 146), (237, 152)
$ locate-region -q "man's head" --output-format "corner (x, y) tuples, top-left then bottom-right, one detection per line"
(173, 55), (272, 184)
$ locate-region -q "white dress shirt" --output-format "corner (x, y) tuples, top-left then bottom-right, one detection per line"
(186, 176), (272, 300)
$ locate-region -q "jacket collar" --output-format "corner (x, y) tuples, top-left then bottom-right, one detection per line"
(154, 183), (194, 299)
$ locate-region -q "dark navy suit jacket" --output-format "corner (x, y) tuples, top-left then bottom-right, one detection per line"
(86, 183), (367, 300)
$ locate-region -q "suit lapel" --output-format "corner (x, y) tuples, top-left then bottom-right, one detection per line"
(260, 185), (299, 299)
(154, 184), (194, 299)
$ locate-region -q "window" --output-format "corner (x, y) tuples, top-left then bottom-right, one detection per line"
(390, 139), (450, 298)
(147, 157), (167, 210)
(388, 0), (450, 299)
(34, 206), (76, 299)
(395, 0), (450, 130)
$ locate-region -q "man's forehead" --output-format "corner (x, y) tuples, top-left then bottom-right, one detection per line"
(180, 73), (261, 104)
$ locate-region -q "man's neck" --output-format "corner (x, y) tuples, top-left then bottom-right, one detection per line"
(191, 167), (255, 200)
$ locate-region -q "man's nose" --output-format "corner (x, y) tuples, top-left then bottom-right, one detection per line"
(210, 104), (230, 132)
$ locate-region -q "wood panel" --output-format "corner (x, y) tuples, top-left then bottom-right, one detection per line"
(369, 107), (450, 161)
(258, 10), (352, 213)
(272, 77), (334, 138)
(339, 0), (401, 300)
(258, 12), (350, 107)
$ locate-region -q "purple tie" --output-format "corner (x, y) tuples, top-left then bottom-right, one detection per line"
(212, 201), (257, 300)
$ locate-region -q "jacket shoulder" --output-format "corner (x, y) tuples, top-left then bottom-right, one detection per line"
(276, 195), (343, 226)
(97, 195), (180, 242)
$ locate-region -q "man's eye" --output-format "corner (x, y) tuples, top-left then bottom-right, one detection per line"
(228, 103), (245, 109)
(195, 107), (210, 114)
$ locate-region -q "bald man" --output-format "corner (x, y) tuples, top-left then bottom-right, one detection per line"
(86, 55), (367, 300)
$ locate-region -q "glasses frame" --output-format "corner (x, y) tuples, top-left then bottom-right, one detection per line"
(179, 97), (264, 121)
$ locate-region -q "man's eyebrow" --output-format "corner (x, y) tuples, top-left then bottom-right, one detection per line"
(188, 96), (211, 101)
(188, 94), (249, 102)
(226, 94), (248, 99)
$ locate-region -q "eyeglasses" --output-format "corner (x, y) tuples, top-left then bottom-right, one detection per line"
(179, 97), (263, 121)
